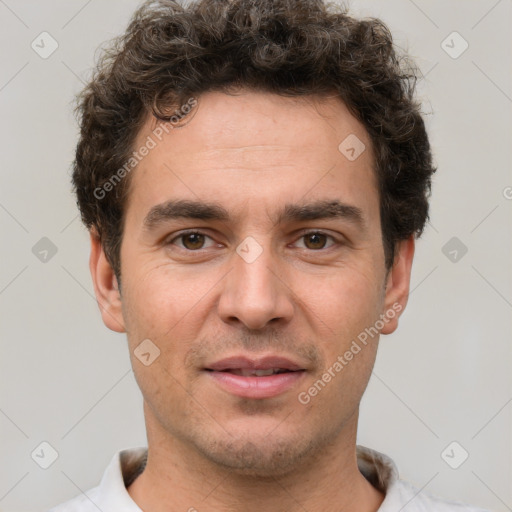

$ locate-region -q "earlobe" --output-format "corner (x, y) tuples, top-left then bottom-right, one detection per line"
(380, 237), (415, 335)
(89, 229), (126, 333)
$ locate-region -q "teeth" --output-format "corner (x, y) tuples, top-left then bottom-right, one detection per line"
(229, 368), (287, 376)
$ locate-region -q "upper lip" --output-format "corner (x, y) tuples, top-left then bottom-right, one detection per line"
(205, 355), (305, 372)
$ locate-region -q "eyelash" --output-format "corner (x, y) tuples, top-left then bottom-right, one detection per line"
(166, 230), (340, 252)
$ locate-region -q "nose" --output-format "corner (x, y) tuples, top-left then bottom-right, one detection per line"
(217, 239), (295, 330)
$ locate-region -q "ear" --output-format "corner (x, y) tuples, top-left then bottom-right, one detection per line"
(380, 236), (415, 335)
(89, 229), (126, 333)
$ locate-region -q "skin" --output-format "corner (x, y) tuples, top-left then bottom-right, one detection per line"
(90, 90), (415, 512)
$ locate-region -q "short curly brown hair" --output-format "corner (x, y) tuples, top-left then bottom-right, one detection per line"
(73, 0), (435, 282)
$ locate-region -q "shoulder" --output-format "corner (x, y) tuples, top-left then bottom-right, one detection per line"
(46, 447), (146, 512)
(385, 478), (491, 512)
(46, 485), (102, 512)
(356, 445), (489, 512)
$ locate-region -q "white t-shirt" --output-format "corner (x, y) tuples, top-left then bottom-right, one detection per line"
(48, 445), (489, 511)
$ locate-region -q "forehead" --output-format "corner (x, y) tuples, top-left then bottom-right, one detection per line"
(138, 91), (371, 163)
(125, 90), (377, 225)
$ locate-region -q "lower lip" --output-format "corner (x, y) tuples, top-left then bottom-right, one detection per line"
(206, 370), (306, 399)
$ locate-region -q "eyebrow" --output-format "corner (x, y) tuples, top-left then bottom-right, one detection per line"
(143, 198), (365, 231)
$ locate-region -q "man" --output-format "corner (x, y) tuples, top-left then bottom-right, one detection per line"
(49, 0), (488, 510)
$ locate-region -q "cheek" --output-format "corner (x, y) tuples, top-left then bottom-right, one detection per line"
(300, 277), (382, 416)
(295, 266), (384, 405)
(121, 261), (207, 332)
(120, 262), (220, 386)
(300, 263), (383, 335)
(121, 270), (203, 419)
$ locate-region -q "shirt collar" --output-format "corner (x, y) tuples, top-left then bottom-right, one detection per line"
(95, 444), (400, 511)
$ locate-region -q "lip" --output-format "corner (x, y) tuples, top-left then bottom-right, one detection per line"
(205, 355), (304, 372)
(204, 355), (307, 399)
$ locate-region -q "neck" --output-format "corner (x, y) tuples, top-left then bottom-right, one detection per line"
(127, 406), (385, 512)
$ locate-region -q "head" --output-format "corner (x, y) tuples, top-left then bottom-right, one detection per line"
(78, 0), (435, 477)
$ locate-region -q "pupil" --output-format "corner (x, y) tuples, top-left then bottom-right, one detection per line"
(182, 233), (326, 250)
(306, 233), (326, 249)
(185, 233), (204, 249)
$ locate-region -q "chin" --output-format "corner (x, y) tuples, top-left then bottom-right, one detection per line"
(188, 419), (335, 478)
(201, 438), (312, 477)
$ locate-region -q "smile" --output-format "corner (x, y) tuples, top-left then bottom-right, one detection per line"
(204, 355), (307, 399)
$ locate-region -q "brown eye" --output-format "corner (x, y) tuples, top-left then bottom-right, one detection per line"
(303, 232), (328, 250)
(168, 231), (210, 251)
(180, 232), (206, 250)
(166, 230), (219, 253)
(293, 231), (338, 251)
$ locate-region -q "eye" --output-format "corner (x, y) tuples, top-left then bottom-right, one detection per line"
(293, 231), (338, 250)
(166, 230), (340, 253)
(168, 231), (217, 251)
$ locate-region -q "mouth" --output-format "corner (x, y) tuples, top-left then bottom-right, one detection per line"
(203, 355), (307, 399)
(214, 368), (297, 376)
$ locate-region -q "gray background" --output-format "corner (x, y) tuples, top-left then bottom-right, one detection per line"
(0, 0), (511, 510)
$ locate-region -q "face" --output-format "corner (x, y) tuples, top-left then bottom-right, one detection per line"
(91, 90), (414, 477)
